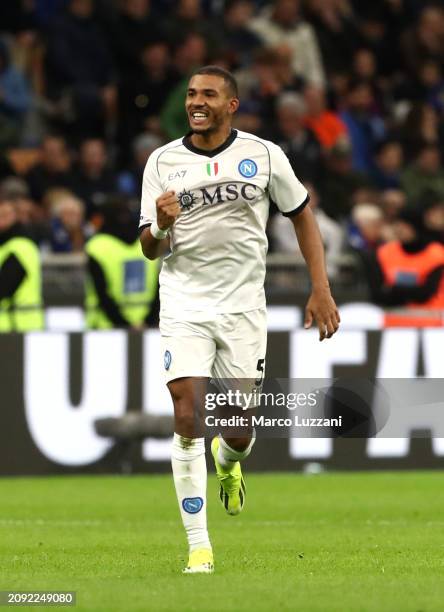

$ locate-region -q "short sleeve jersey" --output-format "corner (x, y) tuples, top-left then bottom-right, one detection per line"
(139, 129), (308, 316)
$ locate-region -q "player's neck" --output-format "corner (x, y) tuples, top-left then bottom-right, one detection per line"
(190, 126), (232, 151)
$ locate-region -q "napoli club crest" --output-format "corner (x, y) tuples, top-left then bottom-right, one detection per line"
(182, 497), (204, 514)
(164, 350), (172, 370)
(238, 159), (258, 178)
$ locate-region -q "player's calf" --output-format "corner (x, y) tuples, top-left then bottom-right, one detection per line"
(168, 377), (213, 571)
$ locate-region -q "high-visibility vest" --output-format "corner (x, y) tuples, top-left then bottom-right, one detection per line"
(85, 234), (159, 329)
(377, 241), (444, 309)
(0, 236), (44, 332)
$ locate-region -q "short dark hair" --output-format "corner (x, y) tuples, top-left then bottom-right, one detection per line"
(192, 65), (238, 98)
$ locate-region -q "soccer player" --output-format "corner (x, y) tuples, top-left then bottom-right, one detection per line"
(139, 66), (340, 574)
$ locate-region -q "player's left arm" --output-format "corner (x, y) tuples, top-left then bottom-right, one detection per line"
(267, 142), (339, 341)
(291, 206), (340, 341)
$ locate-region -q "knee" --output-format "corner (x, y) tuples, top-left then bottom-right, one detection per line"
(174, 400), (198, 435)
(168, 379), (203, 437)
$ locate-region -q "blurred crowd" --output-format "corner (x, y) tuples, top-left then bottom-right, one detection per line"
(0, 0), (444, 310)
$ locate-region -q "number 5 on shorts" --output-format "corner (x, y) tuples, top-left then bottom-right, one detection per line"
(255, 358), (265, 387)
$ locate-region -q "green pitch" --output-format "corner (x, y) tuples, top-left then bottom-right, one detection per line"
(1, 472), (443, 612)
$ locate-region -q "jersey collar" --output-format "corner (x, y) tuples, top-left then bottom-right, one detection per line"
(182, 129), (238, 158)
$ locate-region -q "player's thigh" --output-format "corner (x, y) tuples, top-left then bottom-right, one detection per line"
(160, 316), (216, 436)
(209, 309), (266, 438)
(212, 308), (267, 388)
(160, 316), (216, 383)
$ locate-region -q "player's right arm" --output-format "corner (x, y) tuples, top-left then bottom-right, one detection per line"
(140, 191), (180, 260)
(139, 150), (180, 260)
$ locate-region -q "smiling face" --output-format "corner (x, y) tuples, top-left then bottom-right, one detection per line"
(185, 74), (239, 136)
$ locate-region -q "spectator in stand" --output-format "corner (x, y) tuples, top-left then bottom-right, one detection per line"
(304, 0), (358, 77)
(0, 176), (48, 245)
(217, 0), (262, 69)
(371, 140), (403, 190)
(366, 207), (444, 308)
(350, 185), (382, 208)
(237, 47), (305, 126)
(354, 3), (399, 78)
(319, 138), (370, 220)
(160, 33), (208, 140)
(401, 144), (444, 204)
(236, 48), (280, 99)
(169, 32), (209, 80)
(352, 47), (376, 81)
(273, 92), (322, 183)
(399, 102), (443, 163)
(118, 40), (176, 158)
(117, 133), (164, 198)
(0, 40), (32, 148)
(25, 135), (73, 204)
(0, 2), (38, 89)
(273, 44), (305, 91)
(303, 84), (348, 150)
(232, 100), (264, 135)
(47, 190), (89, 253)
(421, 61), (444, 114)
(85, 198), (159, 329)
(421, 194), (444, 245)
(1, 172), (59, 244)
(106, 0), (161, 77)
(400, 5), (444, 78)
(348, 203), (385, 252)
(340, 79), (386, 174)
(248, 0), (326, 87)
(70, 138), (117, 220)
(45, 0), (116, 140)
(351, 47), (385, 111)
(394, 60), (444, 112)
(327, 68), (349, 109)
(0, 196), (44, 332)
(165, 0), (214, 49)
(380, 188), (407, 223)
(269, 182), (344, 278)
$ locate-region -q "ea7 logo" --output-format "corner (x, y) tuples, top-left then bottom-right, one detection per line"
(168, 170), (187, 180)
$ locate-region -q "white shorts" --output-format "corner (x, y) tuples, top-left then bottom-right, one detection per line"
(159, 309), (267, 389)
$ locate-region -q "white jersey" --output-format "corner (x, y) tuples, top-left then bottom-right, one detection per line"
(139, 129), (308, 316)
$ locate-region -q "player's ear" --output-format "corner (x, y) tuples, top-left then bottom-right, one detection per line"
(229, 97), (240, 115)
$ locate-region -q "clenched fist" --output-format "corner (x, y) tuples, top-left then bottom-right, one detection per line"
(156, 191), (180, 230)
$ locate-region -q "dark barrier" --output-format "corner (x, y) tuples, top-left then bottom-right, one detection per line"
(1, 329), (443, 475)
